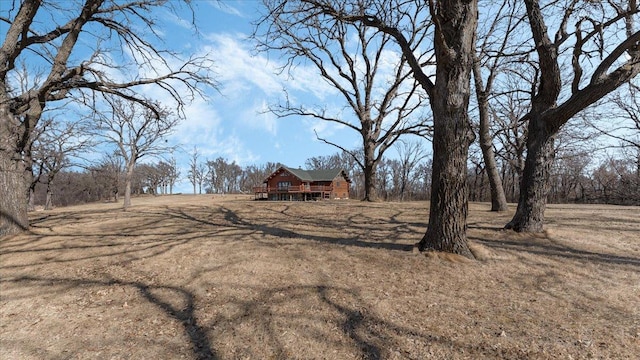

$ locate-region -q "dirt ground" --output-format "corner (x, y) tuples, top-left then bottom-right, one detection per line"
(1, 195), (639, 359)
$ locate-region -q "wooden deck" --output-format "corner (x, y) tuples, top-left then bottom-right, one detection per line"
(253, 185), (333, 200)
(253, 185), (332, 193)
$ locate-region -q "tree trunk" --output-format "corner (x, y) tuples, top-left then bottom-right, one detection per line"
(44, 185), (53, 210)
(478, 104), (508, 211)
(0, 149), (30, 235)
(418, 106), (475, 258)
(28, 186), (36, 212)
(505, 119), (555, 232)
(1, 101), (32, 235)
(362, 140), (378, 201)
(473, 54), (508, 211)
(418, 0), (478, 259)
(123, 162), (135, 210)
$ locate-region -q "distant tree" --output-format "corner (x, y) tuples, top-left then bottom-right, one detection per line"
(205, 157), (225, 194)
(242, 162), (279, 192)
(95, 97), (178, 210)
(27, 117), (53, 211)
(548, 150), (591, 203)
(154, 160), (179, 194)
(134, 163), (165, 195)
(394, 139), (429, 201)
(493, 89), (528, 202)
(471, 0), (518, 211)
(227, 162), (243, 193)
(31, 117), (92, 209)
(166, 157), (180, 194)
(92, 153), (124, 202)
(467, 149), (488, 203)
(188, 146), (203, 195)
(412, 159), (433, 201)
(0, 0), (214, 235)
(377, 159), (393, 200)
(204, 157), (243, 194)
(305, 153), (343, 171)
(585, 155), (640, 205)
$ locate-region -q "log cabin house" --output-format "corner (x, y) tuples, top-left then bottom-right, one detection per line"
(253, 166), (351, 201)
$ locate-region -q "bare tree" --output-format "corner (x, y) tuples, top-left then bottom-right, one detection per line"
(394, 139), (429, 201)
(95, 97), (178, 210)
(287, 0), (478, 257)
(187, 146), (202, 195)
(196, 162), (207, 195)
(31, 117), (92, 209)
(505, 0), (640, 232)
(255, 0), (431, 201)
(305, 153), (343, 170)
(410, 159), (432, 200)
(166, 156), (180, 195)
(242, 162), (280, 192)
(94, 152), (124, 202)
(492, 87), (529, 202)
(205, 157), (226, 194)
(204, 157), (244, 194)
(471, 0), (520, 211)
(0, 0), (214, 234)
(26, 116), (53, 211)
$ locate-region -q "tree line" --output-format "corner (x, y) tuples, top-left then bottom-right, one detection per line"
(29, 140), (639, 209)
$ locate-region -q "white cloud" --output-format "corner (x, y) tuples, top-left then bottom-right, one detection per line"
(305, 116), (348, 141)
(236, 99), (278, 135)
(162, 9), (194, 31)
(216, 134), (260, 165)
(204, 33), (283, 96)
(205, 0), (245, 17)
(171, 98), (222, 147)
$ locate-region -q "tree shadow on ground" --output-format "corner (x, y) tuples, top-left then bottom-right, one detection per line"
(3, 275), (218, 360)
(1, 275), (507, 359)
(0, 210), (29, 235)
(217, 206), (415, 252)
(470, 235), (640, 267)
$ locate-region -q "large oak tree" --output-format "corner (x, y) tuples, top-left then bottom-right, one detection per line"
(278, 0), (478, 257)
(0, 0), (213, 235)
(94, 97), (178, 210)
(505, 0), (640, 231)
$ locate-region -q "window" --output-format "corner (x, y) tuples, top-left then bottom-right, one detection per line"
(277, 181), (291, 190)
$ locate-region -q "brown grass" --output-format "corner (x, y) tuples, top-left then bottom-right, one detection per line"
(1, 195), (639, 359)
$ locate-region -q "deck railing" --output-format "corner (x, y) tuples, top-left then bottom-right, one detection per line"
(253, 185), (332, 193)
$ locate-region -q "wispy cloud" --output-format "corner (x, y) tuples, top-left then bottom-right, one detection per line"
(205, 0), (245, 17)
(204, 33), (283, 96)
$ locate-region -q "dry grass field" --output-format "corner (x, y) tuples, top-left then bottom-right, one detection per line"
(1, 195), (639, 359)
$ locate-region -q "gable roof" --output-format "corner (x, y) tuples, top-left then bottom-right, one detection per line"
(265, 166), (351, 183)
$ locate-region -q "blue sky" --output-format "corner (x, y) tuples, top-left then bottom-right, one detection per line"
(154, 1), (365, 192)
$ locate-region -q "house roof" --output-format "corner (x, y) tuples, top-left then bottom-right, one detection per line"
(265, 166), (351, 183)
